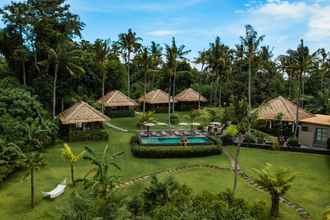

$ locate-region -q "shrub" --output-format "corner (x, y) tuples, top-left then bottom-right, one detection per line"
(130, 135), (139, 146)
(243, 133), (257, 144)
(287, 136), (299, 146)
(271, 139), (281, 151)
(221, 134), (234, 145)
(170, 113), (180, 125)
(68, 129), (108, 142)
(108, 109), (135, 118)
(131, 145), (222, 158)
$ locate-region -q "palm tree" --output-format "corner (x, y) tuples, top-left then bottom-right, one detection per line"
(117, 28), (142, 96)
(207, 37), (231, 106)
(83, 145), (123, 197)
(165, 37), (190, 125)
(149, 41), (162, 91)
(286, 40), (313, 136)
(138, 47), (149, 113)
(62, 143), (85, 186)
(240, 25), (265, 109)
(40, 41), (85, 118)
(253, 163), (295, 217)
(7, 144), (45, 208)
(94, 39), (111, 99)
(194, 50), (208, 109)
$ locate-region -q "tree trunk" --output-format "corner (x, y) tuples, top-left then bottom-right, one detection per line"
(70, 163), (75, 186)
(61, 98), (64, 112)
(248, 54), (252, 109)
(233, 135), (244, 195)
(198, 65), (203, 110)
(127, 53), (131, 96)
(295, 72), (302, 137)
(101, 71), (105, 112)
(52, 64), (59, 119)
(172, 70), (176, 113)
(143, 69), (147, 113)
(271, 193), (280, 217)
(218, 76), (222, 107)
(168, 75), (172, 127)
(22, 61), (26, 86)
(31, 167), (35, 208)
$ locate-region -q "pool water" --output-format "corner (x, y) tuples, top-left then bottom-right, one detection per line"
(140, 136), (210, 145)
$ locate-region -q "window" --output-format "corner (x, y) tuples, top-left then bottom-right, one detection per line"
(302, 126), (309, 132)
(314, 128), (328, 146)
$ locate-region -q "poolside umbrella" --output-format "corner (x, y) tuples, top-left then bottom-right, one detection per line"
(210, 122), (221, 126)
(179, 122), (189, 126)
(143, 122), (155, 133)
(156, 122), (167, 126)
(189, 122), (201, 132)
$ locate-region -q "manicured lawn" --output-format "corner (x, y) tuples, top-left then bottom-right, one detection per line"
(227, 146), (330, 220)
(0, 114), (328, 220)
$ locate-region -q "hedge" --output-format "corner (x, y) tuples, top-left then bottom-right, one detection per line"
(108, 109), (135, 118)
(68, 129), (108, 142)
(131, 145), (222, 158)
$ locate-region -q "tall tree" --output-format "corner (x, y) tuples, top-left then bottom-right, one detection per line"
(149, 41), (162, 90)
(165, 37), (190, 124)
(240, 25), (264, 109)
(195, 50), (208, 109)
(117, 28), (142, 96)
(139, 47), (149, 113)
(40, 40), (85, 118)
(62, 143), (85, 186)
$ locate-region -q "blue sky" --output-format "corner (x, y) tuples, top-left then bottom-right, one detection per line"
(1, 0), (330, 59)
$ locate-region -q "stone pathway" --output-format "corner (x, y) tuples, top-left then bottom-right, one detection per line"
(222, 147), (312, 220)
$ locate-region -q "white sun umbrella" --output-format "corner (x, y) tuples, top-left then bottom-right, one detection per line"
(191, 122), (200, 126)
(179, 122), (189, 126)
(210, 122), (221, 126)
(143, 122), (155, 133)
(156, 122), (167, 126)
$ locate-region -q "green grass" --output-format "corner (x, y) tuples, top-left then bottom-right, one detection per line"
(227, 146), (330, 220)
(0, 114), (328, 220)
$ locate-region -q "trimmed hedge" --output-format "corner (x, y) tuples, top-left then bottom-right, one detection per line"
(68, 129), (108, 142)
(131, 145), (222, 158)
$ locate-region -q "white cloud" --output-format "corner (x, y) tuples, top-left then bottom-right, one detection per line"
(306, 5), (330, 41)
(146, 30), (177, 37)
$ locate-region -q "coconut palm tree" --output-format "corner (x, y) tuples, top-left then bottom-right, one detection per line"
(165, 37), (190, 125)
(194, 50), (208, 109)
(240, 25), (265, 109)
(136, 47), (149, 113)
(62, 143), (85, 186)
(149, 41), (162, 91)
(94, 39), (111, 99)
(40, 41), (85, 118)
(7, 144), (45, 208)
(117, 28), (142, 96)
(286, 40), (313, 136)
(253, 163), (295, 217)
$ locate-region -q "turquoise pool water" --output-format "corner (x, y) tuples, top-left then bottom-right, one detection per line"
(140, 136), (209, 145)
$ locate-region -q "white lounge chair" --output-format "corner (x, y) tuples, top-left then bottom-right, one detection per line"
(42, 179), (67, 199)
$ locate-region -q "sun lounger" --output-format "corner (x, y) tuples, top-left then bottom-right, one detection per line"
(42, 179), (66, 199)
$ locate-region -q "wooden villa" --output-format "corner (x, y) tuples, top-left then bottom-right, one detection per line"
(175, 88), (207, 109)
(256, 96), (314, 135)
(138, 89), (176, 112)
(98, 90), (138, 117)
(58, 101), (110, 140)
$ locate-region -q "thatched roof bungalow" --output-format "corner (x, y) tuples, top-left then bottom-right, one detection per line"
(175, 88), (207, 109)
(138, 89), (176, 112)
(98, 90), (138, 117)
(59, 101), (109, 125)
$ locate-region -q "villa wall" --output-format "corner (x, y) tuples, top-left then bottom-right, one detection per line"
(299, 123), (330, 148)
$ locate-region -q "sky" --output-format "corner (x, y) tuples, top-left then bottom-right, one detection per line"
(1, 0), (330, 60)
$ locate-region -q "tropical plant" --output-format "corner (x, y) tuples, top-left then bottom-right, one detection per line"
(165, 37), (190, 125)
(117, 28), (142, 96)
(40, 40), (85, 118)
(136, 111), (156, 128)
(62, 143), (85, 186)
(195, 50), (208, 109)
(253, 163), (295, 217)
(241, 25), (265, 109)
(83, 145), (123, 197)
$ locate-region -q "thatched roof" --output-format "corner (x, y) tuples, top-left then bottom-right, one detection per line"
(300, 114), (330, 126)
(98, 90), (138, 107)
(175, 88), (207, 102)
(59, 101), (110, 125)
(257, 96), (314, 122)
(138, 89), (176, 104)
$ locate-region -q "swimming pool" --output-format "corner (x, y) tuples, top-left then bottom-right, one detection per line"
(140, 136), (210, 145)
